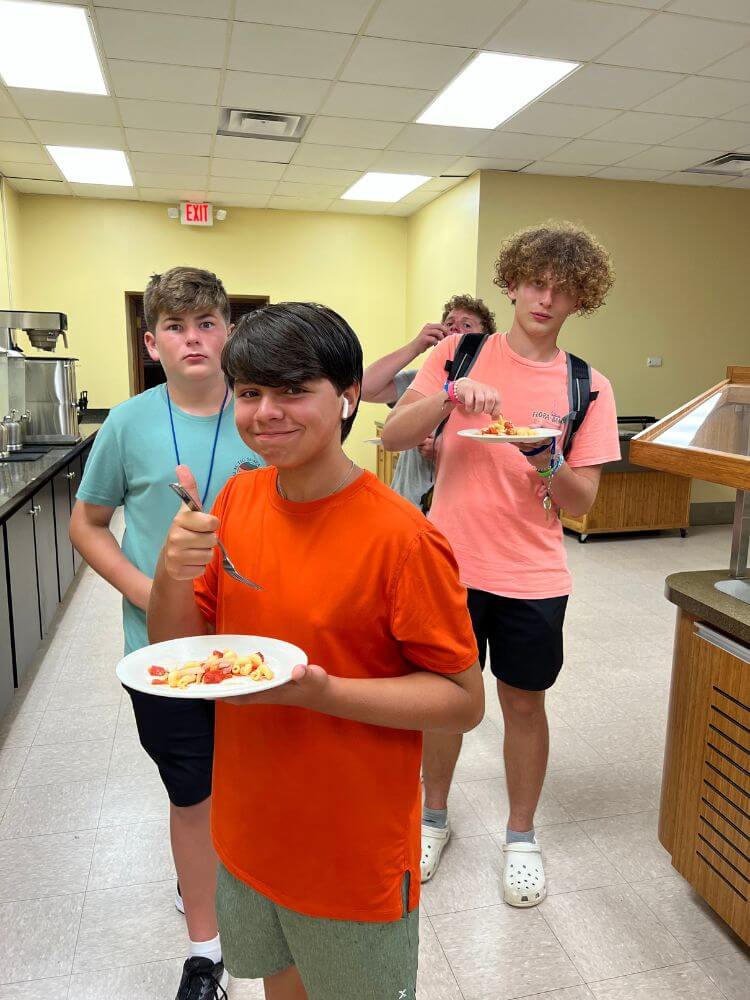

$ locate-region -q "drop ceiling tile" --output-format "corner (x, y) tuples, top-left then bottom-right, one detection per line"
(200, 176), (276, 195)
(0, 161), (62, 180)
(501, 103), (620, 138)
(328, 200), (392, 214)
(96, 9), (227, 68)
(228, 24), (352, 80)
(125, 129), (212, 156)
(0, 89), (19, 118)
(369, 149), (456, 173)
(283, 164), (361, 184)
(211, 157), (286, 180)
(207, 192), (271, 208)
(724, 174), (750, 187)
(724, 103), (750, 122)
(0, 142), (48, 164)
(421, 175), (464, 191)
(235, 0), (371, 32)
(135, 171), (209, 188)
(0, 118), (34, 142)
(543, 65), (683, 109)
(449, 155), (532, 173)
(662, 118), (750, 149)
(276, 181), (347, 198)
(9, 90), (119, 126)
(117, 99), (218, 133)
(322, 82), (433, 122)
(657, 171), (732, 186)
(471, 132), (568, 159)
(638, 76), (750, 116)
(597, 0), (669, 6)
(547, 138), (649, 164)
(621, 145), (721, 169)
(486, 0), (649, 61)
(30, 122), (125, 149)
(8, 178), (70, 195)
(700, 46), (750, 82)
(70, 184), (138, 199)
(213, 135), (296, 163)
(601, 13), (750, 73)
(130, 152), (209, 173)
(667, 0), (750, 22)
(292, 144), (378, 170)
(341, 37), (470, 90)
(366, 0), (520, 47)
(523, 161), (600, 175)
(304, 117), (403, 150)
(268, 195), (334, 211)
(593, 165), (670, 181)
(389, 124), (490, 154)
(586, 111), (704, 144)
(108, 60), (221, 105)
(221, 72), (330, 114)
(139, 187), (208, 202)
(94, 0), (231, 14)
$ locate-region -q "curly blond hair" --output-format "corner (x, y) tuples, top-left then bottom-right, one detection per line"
(441, 293), (496, 334)
(493, 222), (614, 316)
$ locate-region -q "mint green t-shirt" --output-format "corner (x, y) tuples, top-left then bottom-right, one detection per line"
(77, 385), (263, 654)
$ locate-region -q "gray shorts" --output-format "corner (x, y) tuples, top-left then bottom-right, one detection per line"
(216, 864), (419, 1000)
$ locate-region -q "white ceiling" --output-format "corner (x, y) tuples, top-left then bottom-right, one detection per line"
(1, 0), (750, 216)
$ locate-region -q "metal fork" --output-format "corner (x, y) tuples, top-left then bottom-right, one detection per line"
(169, 482), (263, 591)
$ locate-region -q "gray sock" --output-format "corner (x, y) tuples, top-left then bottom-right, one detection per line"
(506, 826), (535, 845)
(423, 806), (448, 830)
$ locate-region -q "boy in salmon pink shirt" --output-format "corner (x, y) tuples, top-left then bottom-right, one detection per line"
(383, 222), (620, 906)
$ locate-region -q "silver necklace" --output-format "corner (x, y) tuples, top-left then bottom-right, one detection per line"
(277, 460), (356, 501)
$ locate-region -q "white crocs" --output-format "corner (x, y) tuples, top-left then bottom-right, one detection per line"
(502, 841), (546, 907)
(420, 822), (451, 883)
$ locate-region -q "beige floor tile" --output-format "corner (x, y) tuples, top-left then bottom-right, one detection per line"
(17, 741), (111, 788)
(0, 713), (43, 751)
(545, 758), (662, 821)
(452, 718), (505, 783)
(0, 893), (83, 984)
(632, 876), (747, 961)
(416, 914), (464, 1000)
(99, 771), (169, 827)
(541, 884), (688, 982)
(0, 748), (28, 791)
(698, 949), (750, 1000)
(0, 831), (95, 902)
(439, 783), (488, 838)
(522, 990), (594, 1000)
(69, 957), (185, 999)
(45, 675), (123, 713)
(106, 739), (153, 779)
(421, 834), (504, 916)
(573, 718), (667, 764)
(0, 976), (71, 998)
(581, 810), (675, 882)
(6, 681), (55, 719)
(431, 903), (582, 1000)
(588, 961), (726, 999)
(88, 820), (175, 891)
(461, 775), (572, 836)
(0, 779), (105, 840)
(72, 881), (186, 973)
(0, 789), (12, 822)
(33, 705), (119, 747)
(225, 974), (267, 998)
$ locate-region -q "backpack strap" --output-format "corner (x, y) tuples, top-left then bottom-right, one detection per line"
(562, 352), (598, 457)
(434, 333), (488, 443)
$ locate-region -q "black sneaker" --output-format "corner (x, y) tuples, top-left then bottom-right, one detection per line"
(175, 957), (229, 1000)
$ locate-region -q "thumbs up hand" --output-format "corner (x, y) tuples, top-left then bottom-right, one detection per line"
(163, 465), (221, 581)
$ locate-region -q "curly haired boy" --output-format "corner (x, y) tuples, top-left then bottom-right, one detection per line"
(383, 222), (621, 904)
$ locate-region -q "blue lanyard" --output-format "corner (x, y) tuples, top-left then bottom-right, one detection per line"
(166, 385), (229, 508)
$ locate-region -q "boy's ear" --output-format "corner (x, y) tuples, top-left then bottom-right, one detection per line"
(144, 330), (160, 362)
(507, 282), (517, 304)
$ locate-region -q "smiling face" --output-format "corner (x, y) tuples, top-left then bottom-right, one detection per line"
(144, 309), (231, 382)
(509, 272), (580, 340)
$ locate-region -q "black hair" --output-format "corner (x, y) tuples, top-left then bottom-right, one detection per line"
(222, 302), (363, 442)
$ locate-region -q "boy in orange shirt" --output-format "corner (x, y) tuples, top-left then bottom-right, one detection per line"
(148, 302), (483, 1000)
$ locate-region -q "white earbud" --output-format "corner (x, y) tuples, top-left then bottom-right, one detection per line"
(342, 398), (350, 420)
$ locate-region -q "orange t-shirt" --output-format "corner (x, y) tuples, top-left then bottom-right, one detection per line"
(410, 333), (620, 599)
(194, 467), (478, 922)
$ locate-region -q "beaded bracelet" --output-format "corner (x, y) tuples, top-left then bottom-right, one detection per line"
(538, 454), (564, 478)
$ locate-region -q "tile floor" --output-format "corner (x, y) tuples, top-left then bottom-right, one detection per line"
(0, 522), (748, 999)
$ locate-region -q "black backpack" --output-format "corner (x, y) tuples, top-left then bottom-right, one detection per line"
(419, 334), (598, 512)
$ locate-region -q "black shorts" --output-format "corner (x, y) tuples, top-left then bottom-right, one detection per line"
(467, 589), (568, 691)
(125, 686), (215, 807)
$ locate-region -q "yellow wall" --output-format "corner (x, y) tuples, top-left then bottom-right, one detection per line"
(0, 180), (21, 310)
(474, 170), (750, 504)
(13, 194), (408, 470)
(405, 175), (480, 337)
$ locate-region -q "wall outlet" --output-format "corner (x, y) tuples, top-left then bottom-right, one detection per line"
(647, 357), (663, 367)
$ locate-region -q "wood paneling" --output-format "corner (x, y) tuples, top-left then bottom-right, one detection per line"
(561, 469), (691, 539)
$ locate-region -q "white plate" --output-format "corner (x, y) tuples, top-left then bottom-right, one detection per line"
(457, 427), (563, 444)
(116, 634), (306, 700)
(363, 437), (382, 445)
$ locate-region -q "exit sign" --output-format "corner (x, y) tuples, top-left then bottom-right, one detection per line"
(180, 201), (213, 226)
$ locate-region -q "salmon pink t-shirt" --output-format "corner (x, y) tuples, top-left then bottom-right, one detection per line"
(194, 467), (478, 922)
(409, 333), (620, 599)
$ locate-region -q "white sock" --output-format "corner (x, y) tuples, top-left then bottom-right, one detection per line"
(189, 934), (222, 965)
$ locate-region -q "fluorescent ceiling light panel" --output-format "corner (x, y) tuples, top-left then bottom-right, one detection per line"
(417, 52), (579, 130)
(46, 145), (133, 185)
(341, 172), (430, 203)
(0, 0), (107, 94)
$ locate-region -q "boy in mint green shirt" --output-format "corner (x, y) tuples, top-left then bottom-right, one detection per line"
(72, 267), (261, 1000)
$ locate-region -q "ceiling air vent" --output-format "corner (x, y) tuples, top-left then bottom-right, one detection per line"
(685, 153), (750, 177)
(218, 108), (309, 142)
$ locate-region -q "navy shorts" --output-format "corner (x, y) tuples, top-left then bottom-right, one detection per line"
(125, 686), (215, 807)
(467, 589), (568, 691)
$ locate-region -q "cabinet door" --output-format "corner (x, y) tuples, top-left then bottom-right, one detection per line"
(53, 466), (75, 598)
(5, 501), (41, 683)
(34, 483), (59, 635)
(0, 535), (13, 713)
(70, 454), (84, 572)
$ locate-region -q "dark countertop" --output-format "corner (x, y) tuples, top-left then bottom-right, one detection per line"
(665, 570), (750, 646)
(0, 423), (98, 522)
